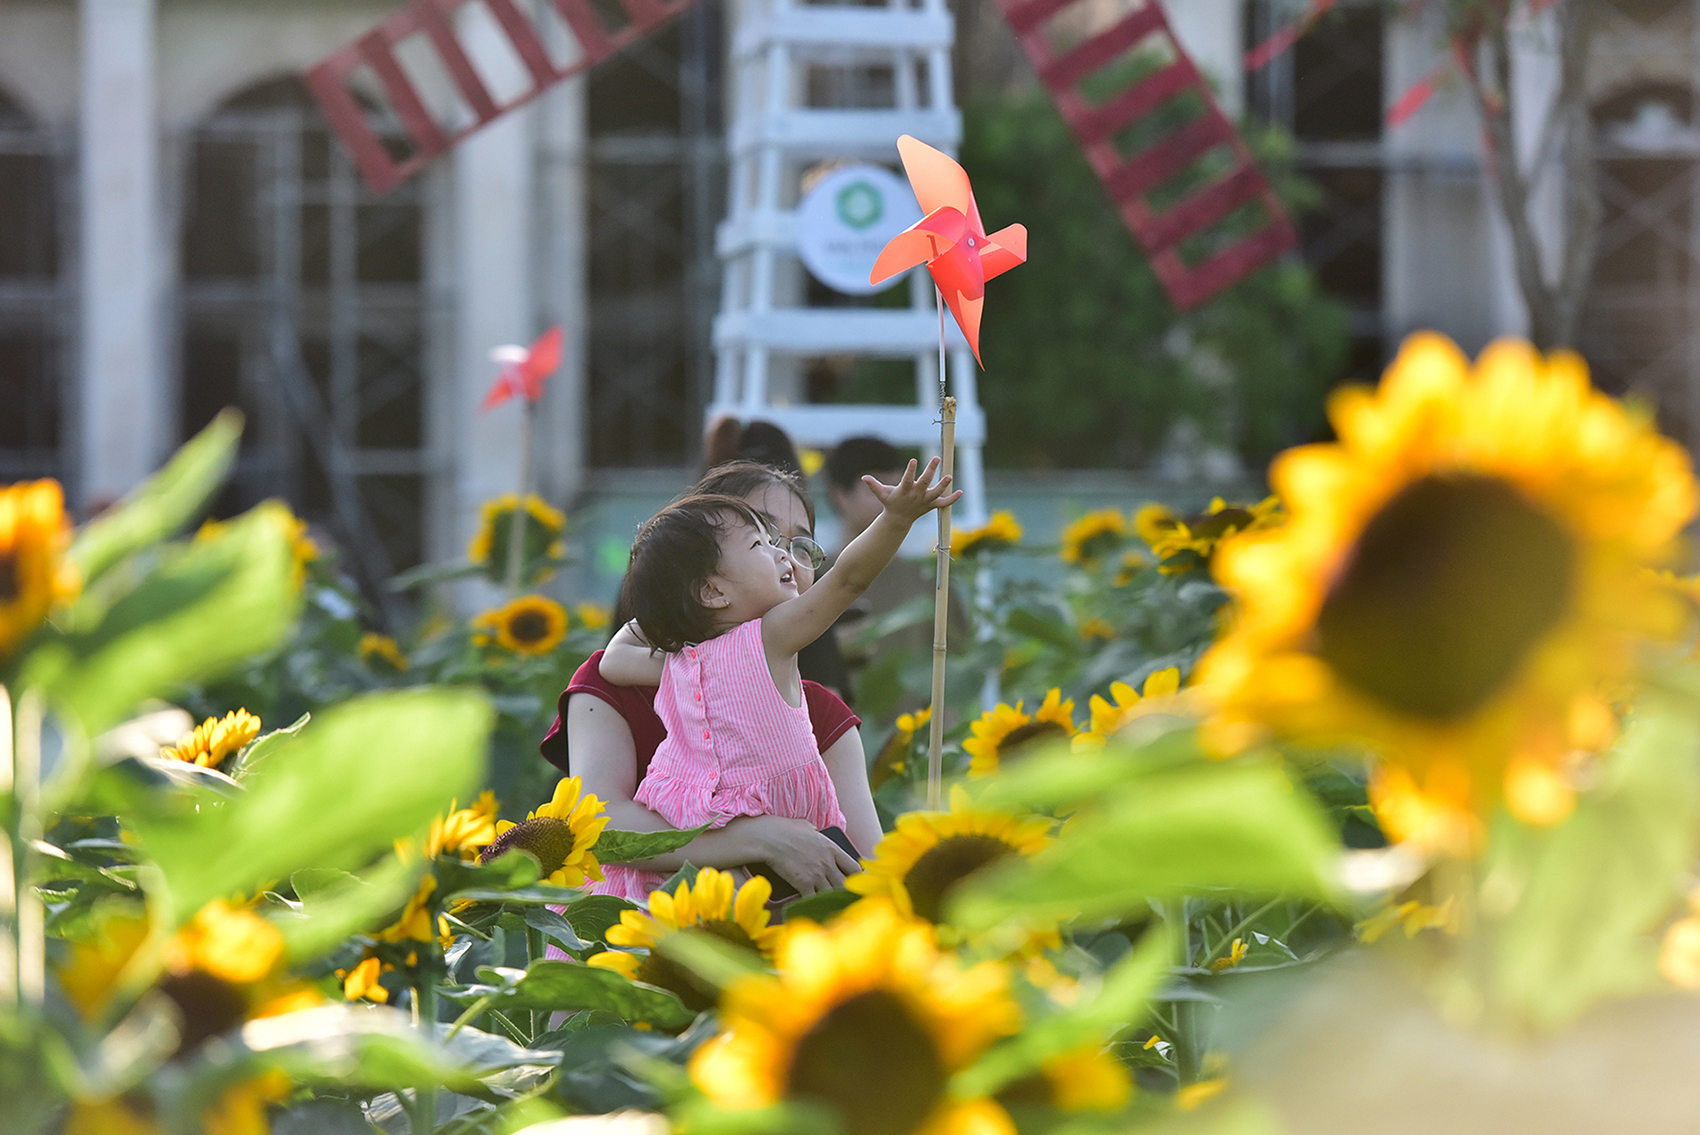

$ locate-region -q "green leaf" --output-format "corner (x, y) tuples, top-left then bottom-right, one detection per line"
(226, 713), (310, 779)
(451, 959), (697, 1028)
(161, 1007), (561, 1129)
(522, 906), (590, 952)
(562, 894), (641, 946)
(955, 922), (1174, 1097)
(280, 859), (424, 962)
(1486, 690), (1700, 1028)
(127, 688), (491, 922)
(435, 851), (544, 899)
(950, 755), (1341, 930)
(27, 501), (300, 736)
(69, 409), (243, 587)
(595, 824), (712, 864)
(447, 883), (588, 907)
(783, 889), (858, 923)
(1007, 606), (1083, 653)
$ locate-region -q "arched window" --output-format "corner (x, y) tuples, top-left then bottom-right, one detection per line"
(178, 76), (430, 611)
(1581, 82), (1700, 448)
(0, 88), (68, 483)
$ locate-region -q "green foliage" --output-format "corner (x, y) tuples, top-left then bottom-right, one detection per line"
(128, 688), (491, 921)
(595, 824), (713, 865)
(449, 960), (696, 1030)
(950, 90), (1350, 470)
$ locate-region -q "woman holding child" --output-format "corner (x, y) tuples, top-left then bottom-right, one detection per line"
(540, 458), (950, 900)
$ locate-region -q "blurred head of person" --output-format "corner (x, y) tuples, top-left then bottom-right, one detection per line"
(824, 436), (906, 546)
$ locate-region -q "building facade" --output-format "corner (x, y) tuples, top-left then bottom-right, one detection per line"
(2, 0), (1693, 603)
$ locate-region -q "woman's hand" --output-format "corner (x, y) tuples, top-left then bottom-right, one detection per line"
(738, 814), (862, 897)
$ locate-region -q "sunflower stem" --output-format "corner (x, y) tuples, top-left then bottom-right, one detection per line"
(527, 924), (546, 1040)
(1203, 897), (1282, 968)
(410, 979), (439, 1135)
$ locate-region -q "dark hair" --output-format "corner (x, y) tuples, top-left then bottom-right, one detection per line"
(825, 436), (905, 489)
(621, 494), (769, 653)
(702, 415), (804, 477)
(695, 459), (817, 531)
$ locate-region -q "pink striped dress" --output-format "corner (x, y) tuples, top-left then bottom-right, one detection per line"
(596, 618), (846, 903)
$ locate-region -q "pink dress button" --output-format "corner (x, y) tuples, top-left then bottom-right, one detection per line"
(695, 692), (701, 701)
(703, 729), (711, 740)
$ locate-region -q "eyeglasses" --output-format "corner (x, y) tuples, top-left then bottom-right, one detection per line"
(770, 532), (827, 572)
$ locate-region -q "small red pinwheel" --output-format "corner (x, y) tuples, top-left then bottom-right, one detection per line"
(869, 135), (1027, 366)
(482, 326), (564, 411)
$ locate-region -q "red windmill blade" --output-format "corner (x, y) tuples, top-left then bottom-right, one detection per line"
(482, 326), (564, 410)
(869, 136), (1027, 366)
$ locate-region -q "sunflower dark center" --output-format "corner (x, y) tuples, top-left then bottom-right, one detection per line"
(786, 989), (947, 1135)
(903, 834), (1015, 924)
(507, 610), (551, 644)
(999, 720), (1068, 758)
(1315, 474), (1574, 722)
(481, 816), (576, 875)
(158, 969), (248, 1056)
(631, 920), (759, 1014)
(0, 552), (17, 603)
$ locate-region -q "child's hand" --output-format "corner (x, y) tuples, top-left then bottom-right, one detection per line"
(865, 457), (963, 524)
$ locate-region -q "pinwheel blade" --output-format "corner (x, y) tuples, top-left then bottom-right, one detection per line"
(523, 326), (564, 382)
(869, 207), (970, 285)
(896, 135), (974, 220)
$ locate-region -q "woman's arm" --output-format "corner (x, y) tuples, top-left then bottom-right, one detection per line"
(820, 726), (882, 860)
(569, 695), (858, 892)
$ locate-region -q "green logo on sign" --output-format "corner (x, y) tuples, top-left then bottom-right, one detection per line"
(836, 182), (883, 230)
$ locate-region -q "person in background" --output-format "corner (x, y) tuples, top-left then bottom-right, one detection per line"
(702, 415), (805, 478)
(823, 436), (906, 551)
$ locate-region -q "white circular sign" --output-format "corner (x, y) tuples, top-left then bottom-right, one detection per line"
(795, 164), (924, 296)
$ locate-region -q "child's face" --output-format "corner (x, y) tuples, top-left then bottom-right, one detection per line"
(705, 514), (798, 623)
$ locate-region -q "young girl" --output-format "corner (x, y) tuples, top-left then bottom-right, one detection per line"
(596, 457), (959, 902)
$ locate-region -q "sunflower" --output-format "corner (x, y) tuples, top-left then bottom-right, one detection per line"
(358, 632), (410, 672)
(1059, 509), (1127, 565)
(337, 955), (391, 1003)
(575, 601), (611, 631)
(471, 594), (568, 656)
(588, 868), (779, 1011)
(1198, 333), (1696, 850)
(482, 775), (608, 887)
(56, 899), (317, 1060)
(0, 479), (78, 661)
(159, 709), (262, 770)
(690, 900), (1021, 1135)
(422, 791), (501, 861)
(964, 690), (1077, 778)
(953, 511), (1023, 558)
(467, 493), (566, 584)
(848, 786), (1053, 930)
(996, 1045), (1132, 1113)
(1135, 496), (1284, 576)
(1079, 617), (1116, 642)
(1072, 668), (1185, 751)
(378, 874), (441, 944)
(65, 1073), (291, 1135)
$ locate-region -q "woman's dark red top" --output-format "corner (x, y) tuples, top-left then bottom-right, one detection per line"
(539, 649), (862, 778)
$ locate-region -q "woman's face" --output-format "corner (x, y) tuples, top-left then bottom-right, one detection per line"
(745, 483), (817, 594)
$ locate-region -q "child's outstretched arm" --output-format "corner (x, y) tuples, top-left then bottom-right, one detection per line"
(763, 456), (961, 659)
(599, 620), (667, 686)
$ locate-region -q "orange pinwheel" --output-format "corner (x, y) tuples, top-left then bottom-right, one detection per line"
(483, 326), (563, 410)
(868, 135), (1027, 366)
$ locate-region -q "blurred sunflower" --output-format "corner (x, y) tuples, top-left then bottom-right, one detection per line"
(953, 511), (1023, 557)
(358, 632), (409, 671)
(690, 900), (1021, 1135)
(467, 493), (567, 585)
(575, 601), (611, 631)
(471, 594), (568, 656)
(199, 503), (319, 590)
(588, 867), (780, 1011)
(0, 479), (78, 661)
(1072, 668), (1185, 752)
(848, 786), (1053, 930)
(336, 955), (390, 1003)
(964, 689), (1077, 778)
(1135, 496), (1284, 577)
(995, 1044), (1132, 1113)
(159, 709), (261, 770)
(1059, 509), (1127, 565)
(65, 1073), (291, 1135)
(870, 706), (933, 789)
(1198, 333), (1696, 851)
(482, 775), (608, 887)
(377, 874), (441, 944)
